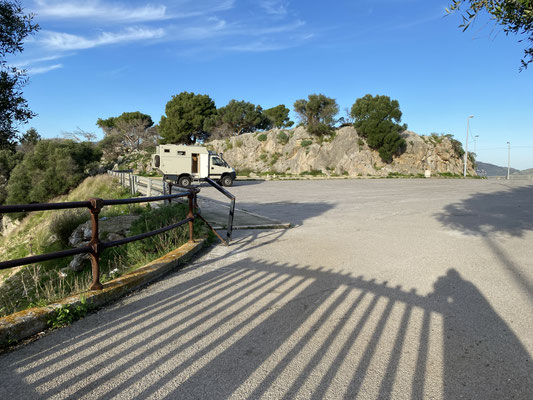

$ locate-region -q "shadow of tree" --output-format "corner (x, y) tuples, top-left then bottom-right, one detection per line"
(435, 183), (533, 302)
(435, 184), (533, 237)
(1, 257), (531, 399)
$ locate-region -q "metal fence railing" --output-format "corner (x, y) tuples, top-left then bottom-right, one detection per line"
(0, 188), (199, 290)
(108, 170), (236, 246)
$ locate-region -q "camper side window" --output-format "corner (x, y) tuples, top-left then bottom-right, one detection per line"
(177, 151), (185, 156)
(164, 149), (170, 153)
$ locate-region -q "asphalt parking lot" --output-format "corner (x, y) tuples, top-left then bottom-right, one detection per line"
(1, 179), (532, 399)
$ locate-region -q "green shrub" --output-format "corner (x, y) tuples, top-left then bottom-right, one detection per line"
(259, 153), (268, 161)
(6, 140), (102, 209)
(257, 134), (268, 142)
(269, 153), (281, 166)
(438, 172), (462, 178)
(236, 168), (253, 177)
(49, 209), (90, 246)
(47, 296), (90, 329)
(300, 170), (323, 176)
(351, 94), (407, 163)
(276, 132), (289, 145)
(224, 139), (233, 150)
(235, 139), (243, 148)
(300, 139), (313, 148)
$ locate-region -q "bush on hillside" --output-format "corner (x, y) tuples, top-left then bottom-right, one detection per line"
(351, 94), (407, 163)
(5, 139), (102, 208)
(293, 94), (339, 136)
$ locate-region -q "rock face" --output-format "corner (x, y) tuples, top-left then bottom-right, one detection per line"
(68, 215), (140, 271)
(208, 127), (476, 177)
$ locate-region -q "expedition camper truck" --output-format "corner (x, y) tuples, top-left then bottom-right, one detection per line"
(152, 144), (236, 187)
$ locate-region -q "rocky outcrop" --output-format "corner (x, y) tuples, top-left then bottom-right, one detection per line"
(208, 126), (476, 177)
(68, 215), (140, 271)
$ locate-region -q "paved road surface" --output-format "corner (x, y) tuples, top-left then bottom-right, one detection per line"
(1, 179), (532, 399)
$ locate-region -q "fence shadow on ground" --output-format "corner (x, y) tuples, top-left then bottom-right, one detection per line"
(2, 254), (532, 399)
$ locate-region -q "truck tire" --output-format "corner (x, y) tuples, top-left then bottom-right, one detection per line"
(221, 175), (234, 187)
(178, 175), (192, 187)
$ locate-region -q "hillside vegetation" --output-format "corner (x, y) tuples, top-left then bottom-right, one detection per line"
(208, 127), (476, 177)
(0, 175), (208, 317)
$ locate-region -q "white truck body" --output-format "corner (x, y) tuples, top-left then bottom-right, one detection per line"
(152, 144), (236, 186)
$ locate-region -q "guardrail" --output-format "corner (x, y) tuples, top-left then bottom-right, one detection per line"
(204, 177), (235, 244)
(108, 171), (236, 246)
(0, 188), (199, 290)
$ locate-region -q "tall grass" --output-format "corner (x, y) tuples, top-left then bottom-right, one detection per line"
(0, 175), (209, 317)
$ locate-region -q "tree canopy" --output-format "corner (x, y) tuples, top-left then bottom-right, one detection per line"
(207, 99), (269, 137)
(159, 92), (216, 144)
(5, 139), (102, 206)
(293, 94), (339, 135)
(447, 0), (533, 69)
(351, 94), (407, 163)
(0, 1), (39, 149)
(19, 126), (40, 153)
(97, 111), (156, 154)
(263, 104), (294, 129)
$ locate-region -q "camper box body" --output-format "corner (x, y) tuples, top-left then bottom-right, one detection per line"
(152, 144), (235, 186)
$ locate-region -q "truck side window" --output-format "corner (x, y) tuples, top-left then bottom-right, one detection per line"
(212, 157), (224, 166)
(177, 151), (185, 156)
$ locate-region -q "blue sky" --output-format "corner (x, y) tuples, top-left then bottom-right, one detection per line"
(13, 0), (533, 169)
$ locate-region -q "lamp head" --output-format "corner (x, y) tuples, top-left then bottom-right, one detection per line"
(468, 115), (474, 119)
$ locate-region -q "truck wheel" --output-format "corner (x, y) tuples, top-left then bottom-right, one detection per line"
(178, 176), (192, 187)
(221, 175), (234, 187)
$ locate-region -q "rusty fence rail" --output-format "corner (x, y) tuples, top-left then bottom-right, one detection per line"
(0, 188), (199, 290)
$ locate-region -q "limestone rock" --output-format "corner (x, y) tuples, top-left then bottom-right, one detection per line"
(69, 253), (91, 272)
(68, 215), (140, 271)
(209, 126), (476, 177)
(69, 215), (140, 247)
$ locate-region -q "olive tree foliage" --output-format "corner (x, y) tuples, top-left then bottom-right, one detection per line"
(447, 0), (533, 69)
(97, 111), (157, 158)
(0, 147), (21, 204)
(0, 1), (39, 150)
(293, 94), (339, 135)
(263, 104), (294, 129)
(19, 126), (40, 152)
(206, 99), (269, 138)
(351, 94), (407, 163)
(159, 92), (216, 145)
(5, 139), (102, 207)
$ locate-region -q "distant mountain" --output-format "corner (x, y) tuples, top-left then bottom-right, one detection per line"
(476, 161), (519, 176)
(512, 168), (533, 176)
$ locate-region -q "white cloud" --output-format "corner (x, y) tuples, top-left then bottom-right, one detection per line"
(40, 27), (166, 50)
(28, 64), (63, 74)
(225, 41), (291, 52)
(259, 0), (288, 16)
(13, 54), (66, 68)
(33, 0), (169, 22)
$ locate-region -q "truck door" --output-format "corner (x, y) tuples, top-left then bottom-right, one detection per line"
(192, 154), (199, 174)
(209, 155), (226, 178)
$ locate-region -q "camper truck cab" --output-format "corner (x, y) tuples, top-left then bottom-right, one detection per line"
(152, 144), (236, 187)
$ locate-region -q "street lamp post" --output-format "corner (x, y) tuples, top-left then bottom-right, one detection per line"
(464, 115), (474, 177)
(507, 142), (511, 180)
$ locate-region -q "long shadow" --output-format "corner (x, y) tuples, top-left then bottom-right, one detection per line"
(435, 184), (533, 301)
(1, 258), (531, 399)
(435, 184), (533, 237)
(197, 198), (335, 228)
